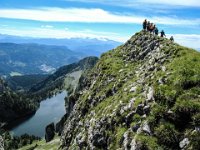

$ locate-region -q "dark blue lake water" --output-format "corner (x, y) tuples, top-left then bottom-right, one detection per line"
(10, 91), (67, 137)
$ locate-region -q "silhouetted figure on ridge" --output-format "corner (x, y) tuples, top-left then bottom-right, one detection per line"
(160, 30), (166, 37)
(143, 19), (147, 31)
(147, 21), (150, 31)
(154, 26), (159, 35)
(170, 36), (174, 42)
(141, 19), (166, 37)
(149, 23), (155, 33)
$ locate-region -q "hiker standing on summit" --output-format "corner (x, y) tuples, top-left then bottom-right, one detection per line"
(154, 25), (159, 35)
(170, 36), (174, 42)
(143, 19), (147, 31)
(160, 30), (166, 37)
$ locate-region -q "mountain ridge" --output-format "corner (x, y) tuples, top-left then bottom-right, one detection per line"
(0, 42), (84, 76)
(59, 31), (200, 149)
(0, 34), (122, 56)
(28, 56), (98, 101)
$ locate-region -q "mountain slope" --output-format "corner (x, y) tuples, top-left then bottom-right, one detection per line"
(0, 34), (122, 56)
(29, 57), (98, 101)
(6, 74), (48, 91)
(0, 78), (38, 127)
(60, 31), (200, 149)
(0, 43), (84, 76)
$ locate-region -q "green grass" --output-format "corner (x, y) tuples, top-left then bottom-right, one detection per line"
(61, 31), (200, 149)
(18, 135), (60, 150)
(135, 134), (163, 150)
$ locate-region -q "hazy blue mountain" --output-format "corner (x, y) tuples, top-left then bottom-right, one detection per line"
(0, 34), (122, 56)
(0, 43), (84, 76)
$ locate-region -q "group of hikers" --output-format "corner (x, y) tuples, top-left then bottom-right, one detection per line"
(143, 19), (174, 42)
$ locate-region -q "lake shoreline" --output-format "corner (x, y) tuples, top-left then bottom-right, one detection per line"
(7, 91), (67, 137)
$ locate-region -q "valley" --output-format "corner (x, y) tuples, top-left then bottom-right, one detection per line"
(0, 28), (200, 150)
(0, 43), (84, 76)
(0, 55), (99, 149)
(10, 91), (67, 137)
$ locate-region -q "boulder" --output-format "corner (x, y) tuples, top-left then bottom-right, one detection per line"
(131, 124), (140, 132)
(91, 131), (107, 148)
(45, 122), (55, 142)
(0, 136), (4, 150)
(137, 121), (151, 135)
(76, 133), (87, 149)
(123, 131), (132, 150)
(141, 121), (151, 135)
(161, 66), (167, 72)
(158, 78), (164, 84)
(55, 114), (68, 135)
(130, 86), (137, 92)
(66, 95), (76, 114)
(130, 138), (138, 150)
(146, 87), (154, 102)
(136, 104), (144, 116)
(195, 126), (200, 132)
(143, 105), (150, 115)
(179, 138), (189, 149)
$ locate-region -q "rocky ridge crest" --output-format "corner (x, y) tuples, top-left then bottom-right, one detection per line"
(60, 31), (200, 150)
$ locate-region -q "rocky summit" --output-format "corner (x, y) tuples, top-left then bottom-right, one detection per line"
(60, 31), (200, 150)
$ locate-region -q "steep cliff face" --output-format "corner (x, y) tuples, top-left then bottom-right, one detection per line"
(60, 31), (200, 150)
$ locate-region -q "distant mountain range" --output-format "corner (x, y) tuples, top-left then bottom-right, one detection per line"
(0, 34), (122, 56)
(0, 43), (85, 76)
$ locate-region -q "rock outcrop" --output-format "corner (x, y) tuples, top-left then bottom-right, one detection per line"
(0, 136), (4, 150)
(60, 31), (200, 149)
(45, 123), (55, 142)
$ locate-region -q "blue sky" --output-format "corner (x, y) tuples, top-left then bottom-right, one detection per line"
(0, 0), (200, 49)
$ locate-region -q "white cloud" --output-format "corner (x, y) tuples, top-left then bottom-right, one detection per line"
(41, 25), (54, 28)
(0, 26), (128, 42)
(169, 34), (200, 49)
(0, 8), (199, 26)
(139, 0), (200, 7)
(64, 0), (200, 7)
(0, 26), (199, 49)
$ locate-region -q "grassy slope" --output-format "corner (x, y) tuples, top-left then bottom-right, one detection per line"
(20, 31), (200, 149)
(64, 31), (200, 149)
(18, 135), (60, 150)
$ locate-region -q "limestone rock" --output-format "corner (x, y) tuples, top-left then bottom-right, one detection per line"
(76, 133), (87, 148)
(123, 131), (132, 150)
(130, 138), (138, 150)
(130, 86), (137, 92)
(137, 121), (151, 135)
(195, 126), (200, 132)
(143, 105), (150, 115)
(0, 136), (4, 150)
(91, 131), (107, 148)
(146, 87), (154, 102)
(179, 138), (189, 149)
